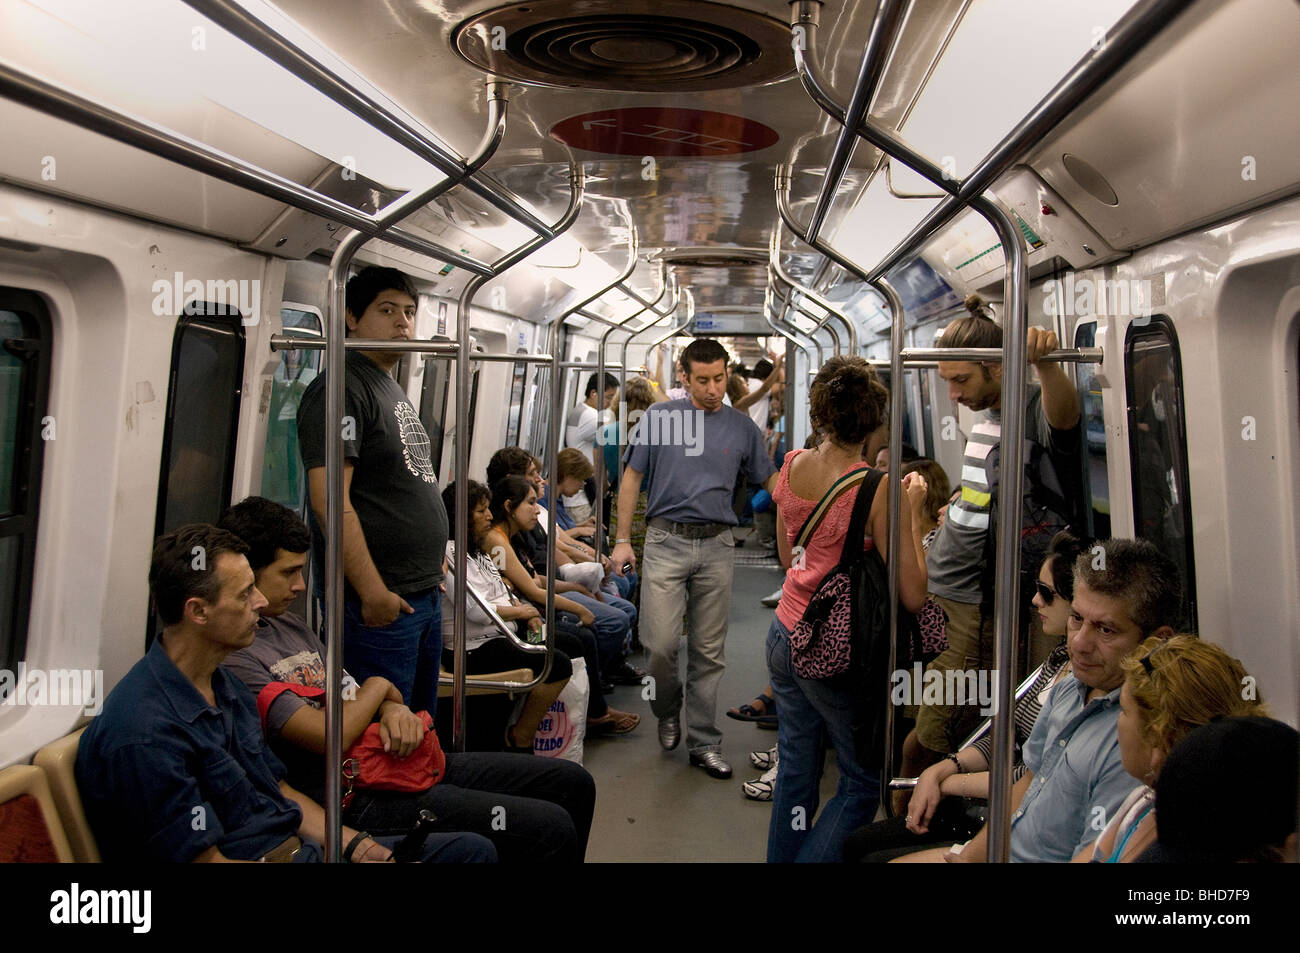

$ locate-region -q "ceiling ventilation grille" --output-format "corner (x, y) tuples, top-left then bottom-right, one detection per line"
(653, 247), (769, 268)
(453, 2), (794, 92)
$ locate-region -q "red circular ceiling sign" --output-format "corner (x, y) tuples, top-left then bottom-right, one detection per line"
(550, 107), (779, 157)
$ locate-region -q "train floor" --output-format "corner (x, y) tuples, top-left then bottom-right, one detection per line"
(582, 549), (843, 863)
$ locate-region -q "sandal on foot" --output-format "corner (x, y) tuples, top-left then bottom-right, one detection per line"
(727, 693), (775, 722)
(587, 709), (640, 735)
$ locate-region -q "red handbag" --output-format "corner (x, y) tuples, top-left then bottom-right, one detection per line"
(256, 681), (445, 796)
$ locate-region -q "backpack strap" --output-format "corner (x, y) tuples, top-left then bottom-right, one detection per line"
(793, 465), (871, 552)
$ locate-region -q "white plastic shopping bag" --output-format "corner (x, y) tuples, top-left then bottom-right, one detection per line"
(533, 657), (588, 764)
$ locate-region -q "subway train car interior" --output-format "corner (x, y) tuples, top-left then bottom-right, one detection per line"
(0, 0), (1298, 876)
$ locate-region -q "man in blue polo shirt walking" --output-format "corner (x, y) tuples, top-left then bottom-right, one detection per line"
(611, 340), (777, 779)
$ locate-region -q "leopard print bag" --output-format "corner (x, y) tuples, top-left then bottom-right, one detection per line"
(788, 467), (882, 680)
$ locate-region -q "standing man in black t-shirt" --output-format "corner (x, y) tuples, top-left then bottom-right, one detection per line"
(297, 266), (449, 714)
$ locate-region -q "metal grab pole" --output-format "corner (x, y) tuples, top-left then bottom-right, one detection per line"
(321, 228), (367, 863)
(774, 281), (842, 356)
(796, 0), (1198, 283)
(798, 0), (908, 244)
(763, 300), (816, 370)
(769, 286), (827, 366)
(548, 225), (640, 537)
(452, 167), (586, 753)
(0, 62), (494, 275)
(769, 226), (857, 354)
(875, 276), (905, 817)
(775, 167), (876, 286)
(181, 0), (560, 240)
(899, 347), (1102, 365)
(618, 283), (681, 483)
(594, 265), (669, 558)
(973, 194), (1029, 865)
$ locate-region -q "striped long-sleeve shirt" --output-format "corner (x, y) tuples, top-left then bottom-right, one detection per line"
(925, 386), (1063, 603)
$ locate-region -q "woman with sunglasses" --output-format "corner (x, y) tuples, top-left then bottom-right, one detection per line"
(900, 530), (1090, 834)
(1071, 635), (1263, 862)
(844, 529), (1090, 861)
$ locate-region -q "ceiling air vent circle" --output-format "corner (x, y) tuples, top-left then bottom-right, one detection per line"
(452, 1), (795, 92)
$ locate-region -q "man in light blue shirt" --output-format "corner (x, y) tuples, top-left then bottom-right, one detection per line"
(951, 538), (1181, 862)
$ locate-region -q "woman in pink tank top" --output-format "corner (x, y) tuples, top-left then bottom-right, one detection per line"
(766, 356), (930, 863)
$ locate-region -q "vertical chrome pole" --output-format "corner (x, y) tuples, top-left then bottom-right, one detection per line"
(323, 227), (366, 862)
(874, 276), (905, 815)
(618, 282), (680, 482)
(451, 167), (585, 753)
(592, 255), (658, 559)
(971, 194), (1028, 865)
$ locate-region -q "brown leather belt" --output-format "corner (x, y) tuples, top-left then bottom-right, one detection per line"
(259, 834), (304, 863)
(648, 517), (730, 540)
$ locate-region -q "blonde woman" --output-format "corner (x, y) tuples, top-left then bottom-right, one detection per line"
(1072, 635), (1263, 863)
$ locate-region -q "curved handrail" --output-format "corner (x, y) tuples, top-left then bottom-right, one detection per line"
(450, 167), (586, 751)
(181, 0), (561, 240)
(592, 263), (670, 555)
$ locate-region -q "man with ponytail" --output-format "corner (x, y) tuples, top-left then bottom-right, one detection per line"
(906, 295), (1083, 778)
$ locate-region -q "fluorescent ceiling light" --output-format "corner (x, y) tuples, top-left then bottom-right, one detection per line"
(827, 172), (937, 272)
(13, 0), (448, 194)
(889, 0), (1138, 193)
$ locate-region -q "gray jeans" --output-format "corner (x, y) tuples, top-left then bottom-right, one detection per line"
(639, 525), (735, 753)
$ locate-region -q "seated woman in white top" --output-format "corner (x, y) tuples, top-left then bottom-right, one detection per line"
(442, 480), (571, 753)
(1072, 634), (1264, 863)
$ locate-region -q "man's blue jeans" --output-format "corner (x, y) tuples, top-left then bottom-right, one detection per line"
(343, 589), (442, 714)
(766, 616), (880, 862)
(567, 592), (631, 670)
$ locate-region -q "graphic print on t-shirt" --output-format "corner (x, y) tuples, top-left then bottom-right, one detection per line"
(268, 648), (325, 690)
(394, 400), (437, 483)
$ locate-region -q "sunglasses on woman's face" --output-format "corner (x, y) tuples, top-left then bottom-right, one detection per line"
(1035, 581), (1059, 605)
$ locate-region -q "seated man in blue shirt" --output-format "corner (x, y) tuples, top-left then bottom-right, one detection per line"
(942, 538), (1181, 863)
(76, 524), (495, 863)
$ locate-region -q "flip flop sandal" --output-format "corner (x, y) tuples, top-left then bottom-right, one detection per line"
(727, 694), (775, 722)
(755, 715), (778, 730)
(588, 710), (640, 735)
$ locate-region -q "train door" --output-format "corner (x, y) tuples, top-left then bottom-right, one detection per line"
(1125, 314), (1197, 630)
(149, 302), (246, 644)
(0, 289), (52, 672)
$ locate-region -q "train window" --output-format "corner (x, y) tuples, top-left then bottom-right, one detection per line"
(873, 367), (918, 450)
(1073, 320), (1111, 539)
(917, 367), (936, 458)
(505, 354), (529, 448)
(1124, 315), (1197, 629)
(0, 289), (52, 671)
(260, 307), (322, 514)
(418, 339), (452, 475)
(153, 302), (245, 534)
